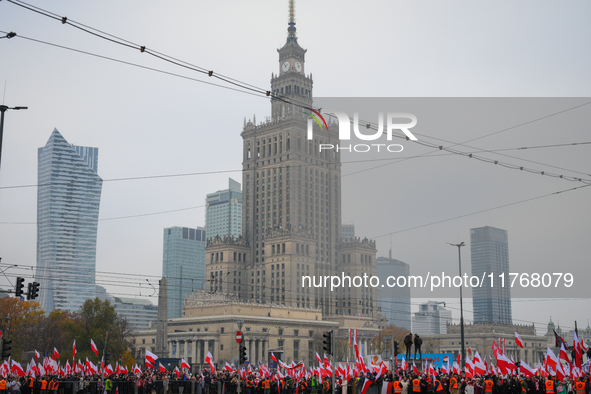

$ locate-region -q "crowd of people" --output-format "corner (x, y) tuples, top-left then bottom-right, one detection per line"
(0, 367), (589, 394)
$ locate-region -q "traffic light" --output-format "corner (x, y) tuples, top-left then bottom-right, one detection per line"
(15, 277), (25, 297)
(1, 338), (12, 359)
(104, 352), (110, 365)
(323, 331), (332, 356)
(30, 282), (40, 300)
(26, 283), (33, 300)
(394, 341), (399, 357)
(239, 345), (247, 364)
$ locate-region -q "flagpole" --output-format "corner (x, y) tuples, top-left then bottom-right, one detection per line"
(331, 329), (335, 394)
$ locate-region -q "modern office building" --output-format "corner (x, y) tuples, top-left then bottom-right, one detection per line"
(162, 227), (207, 319)
(112, 297), (158, 331)
(412, 301), (452, 335)
(342, 224), (355, 242)
(36, 129), (102, 313)
(205, 178), (242, 240)
(376, 257), (411, 330)
(470, 226), (512, 324)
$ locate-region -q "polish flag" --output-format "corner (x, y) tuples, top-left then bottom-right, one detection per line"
(91, 339), (99, 356)
(316, 352), (323, 365)
(520, 360), (535, 377)
(353, 330), (359, 358)
(559, 342), (572, 367)
(174, 366), (181, 378)
(205, 351), (215, 373)
(11, 360), (26, 377)
(514, 332), (524, 349)
(145, 360), (155, 369)
(225, 362), (233, 372)
(53, 348), (60, 360)
(573, 331), (582, 368)
(181, 359), (190, 370)
(35, 350), (40, 361)
(412, 361), (419, 375)
(401, 357), (408, 371)
(145, 349), (159, 364)
(271, 353), (278, 363)
(104, 363), (114, 375)
(360, 376), (374, 394)
(158, 363), (167, 373)
(545, 347), (559, 369)
(72, 340), (76, 359)
(495, 352), (512, 375)
(473, 352), (486, 376)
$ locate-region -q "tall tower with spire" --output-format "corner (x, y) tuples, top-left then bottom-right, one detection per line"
(206, 1), (378, 326)
(270, 0), (313, 120)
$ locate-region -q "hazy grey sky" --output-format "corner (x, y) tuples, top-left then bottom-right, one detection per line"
(1, 0), (590, 334)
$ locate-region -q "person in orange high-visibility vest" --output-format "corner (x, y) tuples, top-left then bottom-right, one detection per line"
(450, 376), (458, 394)
(412, 378), (421, 393)
(393, 380), (402, 394)
(322, 380), (330, 394)
(0, 378), (8, 394)
(40, 379), (47, 394)
(574, 379), (585, 394)
(484, 379), (493, 394)
(262, 378), (271, 394)
(545, 379), (555, 394)
(434, 379), (443, 392)
(51, 379), (59, 393)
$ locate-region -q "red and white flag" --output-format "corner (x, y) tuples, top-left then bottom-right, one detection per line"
(545, 347), (559, 370)
(559, 342), (572, 367)
(401, 357), (408, 371)
(412, 361), (419, 375)
(520, 360), (535, 377)
(573, 331), (582, 369)
(145, 349), (158, 364)
(514, 332), (524, 348)
(158, 363), (166, 373)
(181, 358), (190, 370)
(271, 353), (278, 362)
(35, 350), (40, 361)
(360, 377), (373, 394)
(90, 339), (99, 356)
(205, 351), (215, 373)
(53, 347), (60, 360)
(72, 340), (76, 359)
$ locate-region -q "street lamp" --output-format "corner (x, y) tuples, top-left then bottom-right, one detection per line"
(447, 241), (466, 371)
(0, 105), (28, 170)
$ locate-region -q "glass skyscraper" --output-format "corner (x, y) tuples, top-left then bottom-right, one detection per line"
(376, 257), (411, 330)
(205, 178), (242, 239)
(470, 226), (512, 324)
(162, 227), (206, 318)
(36, 129), (102, 313)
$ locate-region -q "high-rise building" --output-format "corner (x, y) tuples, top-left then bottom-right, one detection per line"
(206, 178), (242, 240)
(205, 1), (378, 323)
(162, 227), (206, 319)
(470, 226), (512, 324)
(412, 301), (452, 335)
(112, 297), (158, 331)
(342, 224), (355, 242)
(36, 129), (102, 313)
(376, 257), (411, 330)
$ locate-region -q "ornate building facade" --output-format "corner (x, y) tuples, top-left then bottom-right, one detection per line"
(205, 0), (379, 327)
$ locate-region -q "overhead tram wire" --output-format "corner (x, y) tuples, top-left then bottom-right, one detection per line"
(1, 133), (590, 192)
(2, 181), (590, 227)
(367, 183), (591, 240)
(3, 267), (582, 332)
(5, 0), (591, 178)
(2, 23), (590, 184)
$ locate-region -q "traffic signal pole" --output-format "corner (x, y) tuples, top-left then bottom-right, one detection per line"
(331, 329), (335, 394)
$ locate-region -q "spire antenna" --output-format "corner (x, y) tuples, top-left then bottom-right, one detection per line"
(287, 0), (297, 38)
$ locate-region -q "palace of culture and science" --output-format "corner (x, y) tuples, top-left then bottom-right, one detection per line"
(133, 2), (383, 367)
(205, 1), (380, 327)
